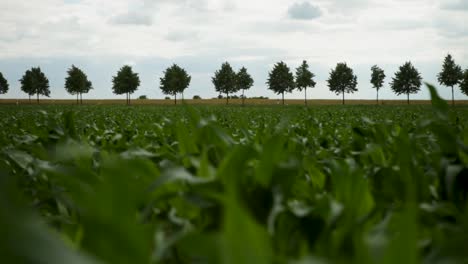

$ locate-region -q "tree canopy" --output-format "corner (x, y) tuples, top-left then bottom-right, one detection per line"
(19, 67), (50, 103)
(212, 62), (238, 104)
(267, 61), (295, 105)
(236, 67), (254, 106)
(390, 62), (422, 104)
(112, 65), (140, 105)
(460, 69), (468, 96)
(438, 54), (463, 106)
(0, 72), (8, 95)
(160, 64), (191, 105)
(370, 65), (386, 104)
(65, 65), (93, 105)
(327, 63), (358, 105)
(295, 60), (316, 105)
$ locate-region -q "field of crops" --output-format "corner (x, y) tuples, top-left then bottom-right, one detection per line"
(1, 85), (468, 263)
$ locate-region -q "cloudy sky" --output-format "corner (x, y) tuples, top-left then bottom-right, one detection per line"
(0, 0), (467, 100)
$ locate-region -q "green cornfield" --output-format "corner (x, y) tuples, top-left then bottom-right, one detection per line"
(1, 85), (468, 263)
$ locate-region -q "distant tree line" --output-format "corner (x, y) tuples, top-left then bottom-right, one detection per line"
(0, 54), (467, 105)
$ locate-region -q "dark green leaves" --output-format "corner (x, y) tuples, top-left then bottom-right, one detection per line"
(438, 54), (463, 89)
(1, 96), (468, 263)
(212, 62), (238, 103)
(327, 62), (358, 102)
(295, 60), (316, 92)
(390, 62), (422, 98)
(19, 67), (51, 102)
(112, 65), (140, 104)
(236, 67), (254, 95)
(0, 72), (8, 95)
(295, 60), (316, 105)
(438, 54), (463, 106)
(160, 64), (191, 104)
(65, 65), (93, 104)
(370, 65), (385, 91)
(267, 61), (295, 105)
(460, 69), (468, 96)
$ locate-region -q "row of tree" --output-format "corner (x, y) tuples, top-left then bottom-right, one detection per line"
(0, 54), (467, 105)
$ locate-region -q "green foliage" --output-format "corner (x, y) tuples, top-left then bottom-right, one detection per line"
(390, 62), (422, 103)
(0, 72), (8, 94)
(370, 65), (385, 91)
(371, 65), (386, 104)
(212, 62), (238, 104)
(19, 67), (50, 102)
(138, 95), (148, 100)
(267, 61), (295, 105)
(461, 69), (468, 96)
(236, 67), (254, 92)
(236, 67), (254, 106)
(1, 85), (468, 263)
(438, 54), (463, 88)
(438, 54), (463, 105)
(295, 60), (316, 105)
(160, 64), (191, 104)
(327, 63), (358, 104)
(295, 60), (316, 91)
(65, 65), (93, 104)
(236, 67), (254, 105)
(112, 65), (140, 104)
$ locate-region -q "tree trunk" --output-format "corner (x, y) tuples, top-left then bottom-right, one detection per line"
(37, 93), (39, 104)
(29, 95), (31, 103)
(407, 93), (410, 105)
(282, 92), (284, 105)
(242, 89), (245, 106)
(305, 88), (307, 106)
(342, 91), (345, 105)
(174, 93), (177, 105)
(80, 93), (83, 105)
(377, 90), (379, 105)
(182, 92), (184, 102)
(452, 86), (454, 106)
(226, 92), (229, 105)
(77, 93), (79, 105)
(129, 93), (131, 105)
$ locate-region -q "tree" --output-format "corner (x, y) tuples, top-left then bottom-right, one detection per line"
(460, 69), (468, 96)
(0, 72), (8, 95)
(390, 62), (422, 105)
(267, 61), (295, 105)
(327, 63), (358, 105)
(65, 65), (93, 105)
(19, 67), (50, 104)
(212, 62), (238, 105)
(160, 64), (191, 105)
(437, 54), (463, 106)
(112, 65), (140, 105)
(295, 60), (316, 106)
(20, 69), (34, 102)
(370, 65), (386, 104)
(236, 67), (254, 106)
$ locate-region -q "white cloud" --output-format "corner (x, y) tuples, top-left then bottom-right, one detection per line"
(288, 2), (322, 20)
(441, 0), (468, 10)
(111, 12), (154, 26)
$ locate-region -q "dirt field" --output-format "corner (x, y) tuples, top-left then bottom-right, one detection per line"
(1, 98), (468, 105)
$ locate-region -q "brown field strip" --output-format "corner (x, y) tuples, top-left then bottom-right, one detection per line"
(1, 99), (468, 105)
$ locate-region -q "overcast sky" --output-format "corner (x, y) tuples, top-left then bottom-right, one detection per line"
(0, 0), (467, 100)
